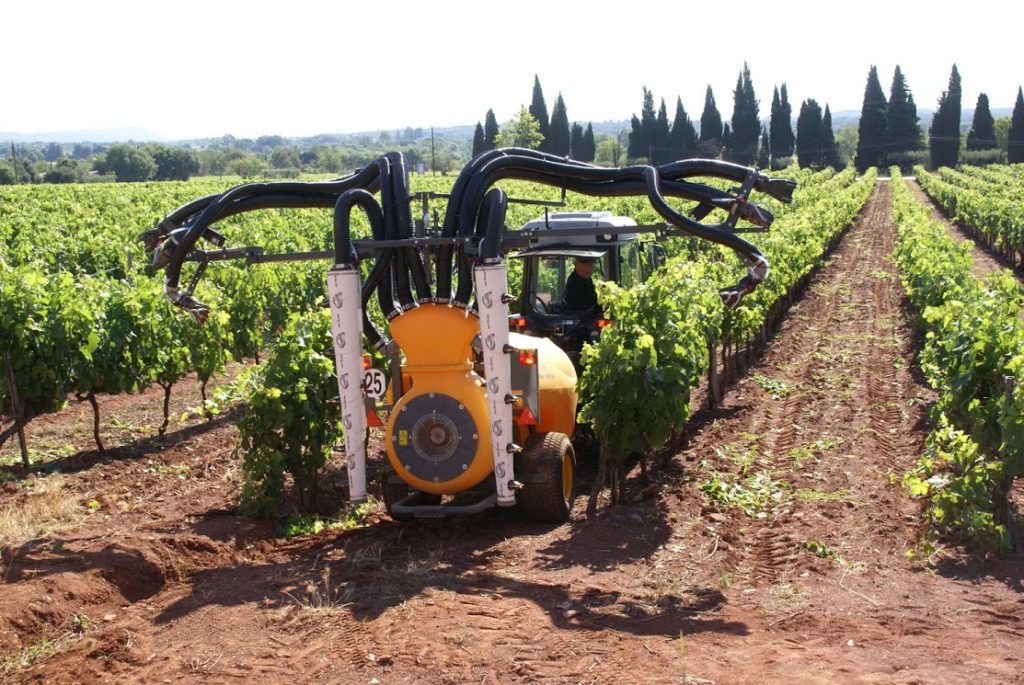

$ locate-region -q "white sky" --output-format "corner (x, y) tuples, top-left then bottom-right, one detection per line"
(5, 0), (1022, 139)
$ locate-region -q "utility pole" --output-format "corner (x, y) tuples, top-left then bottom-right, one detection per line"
(10, 142), (19, 184)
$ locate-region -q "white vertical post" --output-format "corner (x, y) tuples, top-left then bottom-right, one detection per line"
(327, 268), (368, 504)
(473, 262), (516, 506)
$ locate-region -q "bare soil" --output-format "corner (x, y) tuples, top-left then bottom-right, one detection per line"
(2, 182), (1022, 684)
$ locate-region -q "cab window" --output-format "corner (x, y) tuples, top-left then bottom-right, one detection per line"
(533, 257), (604, 308)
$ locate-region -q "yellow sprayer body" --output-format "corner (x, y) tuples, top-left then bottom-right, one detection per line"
(384, 304), (577, 496)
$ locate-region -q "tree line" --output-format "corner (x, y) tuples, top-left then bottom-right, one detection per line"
(5, 67), (1024, 186)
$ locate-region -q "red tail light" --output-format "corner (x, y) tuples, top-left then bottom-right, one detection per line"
(362, 353), (372, 370)
(518, 350), (537, 366)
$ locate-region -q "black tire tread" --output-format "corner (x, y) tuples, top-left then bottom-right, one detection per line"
(516, 432), (576, 522)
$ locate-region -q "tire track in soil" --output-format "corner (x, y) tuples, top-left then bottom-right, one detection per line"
(687, 181), (925, 594)
(680, 182), (1023, 684)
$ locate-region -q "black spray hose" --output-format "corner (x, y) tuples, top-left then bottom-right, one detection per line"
(162, 165), (384, 295)
(476, 187), (509, 262)
(332, 189), (385, 266)
(385, 152), (431, 302)
(332, 189), (389, 349)
(457, 155), (765, 261)
(162, 170), (382, 234)
(453, 187), (507, 304)
(372, 155), (413, 314)
(457, 187), (510, 309)
(436, 148), (581, 301)
(383, 152), (431, 304)
(448, 154), (774, 307)
(660, 159), (796, 203)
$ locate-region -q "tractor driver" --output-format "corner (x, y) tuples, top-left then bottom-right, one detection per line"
(563, 257), (599, 312)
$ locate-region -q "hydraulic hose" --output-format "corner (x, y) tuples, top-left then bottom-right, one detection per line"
(437, 148), (578, 301)
(161, 166), (385, 296)
(384, 153), (431, 303)
(444, 152), (778, 308)
(331, 189), (390, 349)
(457, 155), (765, 263)
(454, 186), (506, 306)
(476, 187), (509, 261)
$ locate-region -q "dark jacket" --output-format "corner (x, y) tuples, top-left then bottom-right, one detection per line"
(564, 270), (597, 310)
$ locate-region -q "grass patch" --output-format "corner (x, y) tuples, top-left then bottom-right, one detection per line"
(802, 540), (839, 561)
(793, 487), (854, 504)
(711, 443), (761, 476)
(276, 502), (371, 538)
(753, 374), (791, 400)
(700, 472), (788, 519)
(0, 614), (89, 683)
(0, 476), (81, 548)
(789, 435), (843, 464)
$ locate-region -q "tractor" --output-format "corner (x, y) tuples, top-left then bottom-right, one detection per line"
(143, 149), (794, 522)
(508, 210), (666, 369)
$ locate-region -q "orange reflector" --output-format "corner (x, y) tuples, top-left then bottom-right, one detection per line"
(362, 353), (372, 370)
(596, 319), (613, 329)
(518, 350), (537, 366)
(517, 404), (538, 426)
(366, 408), (383, 428)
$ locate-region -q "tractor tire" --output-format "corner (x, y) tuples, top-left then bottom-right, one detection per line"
(515, 432), (576, 522)
(380, 469), (440, 521)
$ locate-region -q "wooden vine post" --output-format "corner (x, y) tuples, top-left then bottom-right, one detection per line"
(3, 353), (30, 468)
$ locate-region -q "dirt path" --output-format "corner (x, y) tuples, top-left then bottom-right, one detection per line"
(908, 179), (1024, 281)
(3, 183), (1023, 684)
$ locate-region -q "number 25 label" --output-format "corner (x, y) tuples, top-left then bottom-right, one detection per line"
(362, 368), (386, 398)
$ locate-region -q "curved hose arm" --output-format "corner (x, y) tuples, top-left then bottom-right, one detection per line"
(166, 288), (210, 324)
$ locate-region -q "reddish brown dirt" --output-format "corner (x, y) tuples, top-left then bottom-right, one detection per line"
(2, 183), (1023, 684)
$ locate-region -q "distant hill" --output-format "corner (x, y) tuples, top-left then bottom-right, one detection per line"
(1, 128), (166, 144)
(824, 107), (1013, 131)
(2, 107), (1014, 145)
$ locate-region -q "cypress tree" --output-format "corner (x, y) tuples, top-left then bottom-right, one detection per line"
(548, 93), (571, 156)
(1009, 86), (1024, 164)
(855, 66), (887, 172)
(582, 124), (596, 162)
(570, 122), (585, 160)
(669, 96), (697, 160)
(821, 105), (839, 169)
(757, 126), (770, 168)
(472, 122), (486, 157)
(769, 86), (784, 160)
(929, 64), (962, 168)
(699, 85), (723, 157)
(796, 99), (823, 169)
(640, 87), (657, 161)
(628, 115), (645, 159)
(730, 62), (760, 165)
(529, 75), (551, 151)
(654, 98), (671, 164)
(885, 66), (923, 160)
(483, 109), (499, 151)
(773, 83), (795, 157)
(721, 123), (732, 160)
(966, 93), (998, 150)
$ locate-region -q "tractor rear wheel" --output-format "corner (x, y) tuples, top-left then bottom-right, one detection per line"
(516, 432), (576, 522)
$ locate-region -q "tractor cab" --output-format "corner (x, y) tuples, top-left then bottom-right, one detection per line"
(510, 211), (665, 367)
